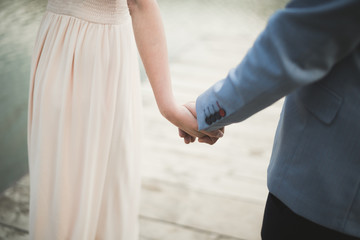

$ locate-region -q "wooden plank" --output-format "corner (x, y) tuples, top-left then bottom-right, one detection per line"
(140, 217), (218, 240)
(140, 178), (264, 240)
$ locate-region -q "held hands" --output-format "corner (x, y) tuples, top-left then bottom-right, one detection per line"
(161, 100), (224, 145)
(177, 102), (225, 145)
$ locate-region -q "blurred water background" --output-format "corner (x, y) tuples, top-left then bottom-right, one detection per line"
(0, 0), (47, 193)
(0, 0), (287, 193)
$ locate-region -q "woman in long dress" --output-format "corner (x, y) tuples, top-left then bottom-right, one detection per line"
(27, 0), (220, 239)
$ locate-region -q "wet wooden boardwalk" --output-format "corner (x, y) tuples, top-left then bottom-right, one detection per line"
(0, 1), (286, 239)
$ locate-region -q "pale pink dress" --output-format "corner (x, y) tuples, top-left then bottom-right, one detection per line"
(27, 0), (143, 239)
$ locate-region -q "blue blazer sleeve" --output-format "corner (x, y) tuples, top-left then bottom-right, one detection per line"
(196, 0), (360, 131)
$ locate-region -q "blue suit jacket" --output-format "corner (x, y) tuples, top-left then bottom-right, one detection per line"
(196, 0), (360, 237)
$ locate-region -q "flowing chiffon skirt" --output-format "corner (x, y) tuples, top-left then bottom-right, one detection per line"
(27, 5), (143, 239)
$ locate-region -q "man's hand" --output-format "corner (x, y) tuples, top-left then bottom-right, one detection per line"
(178, 102), (225, 145)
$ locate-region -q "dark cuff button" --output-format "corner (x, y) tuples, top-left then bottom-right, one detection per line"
(205, 116), (212, 125)
(210, 114), (217, 123)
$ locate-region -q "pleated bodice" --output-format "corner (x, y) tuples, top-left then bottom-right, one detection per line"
(47, 0), (130, 25)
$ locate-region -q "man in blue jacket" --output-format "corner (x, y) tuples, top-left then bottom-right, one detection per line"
(180, 0), (360, 239)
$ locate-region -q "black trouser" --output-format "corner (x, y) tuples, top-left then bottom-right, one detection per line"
(261, 193), (360, 240)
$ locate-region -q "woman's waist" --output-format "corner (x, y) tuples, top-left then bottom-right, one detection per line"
(47, 0), (130, 25)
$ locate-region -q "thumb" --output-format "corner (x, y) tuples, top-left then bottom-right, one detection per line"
(200, 129), (224, 138)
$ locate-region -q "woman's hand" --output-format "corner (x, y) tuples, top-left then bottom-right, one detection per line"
(165, 102), (224, 145)
(161, 102), (223, 144)
(179, 102), (225, 145)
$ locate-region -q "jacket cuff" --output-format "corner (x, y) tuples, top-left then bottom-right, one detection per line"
(196, 81), (229, 131)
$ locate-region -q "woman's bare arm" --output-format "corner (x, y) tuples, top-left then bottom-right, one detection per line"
(127, 0), (222, 142)
(128, 0), (173, 118)
(127, 0), (221, 143)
